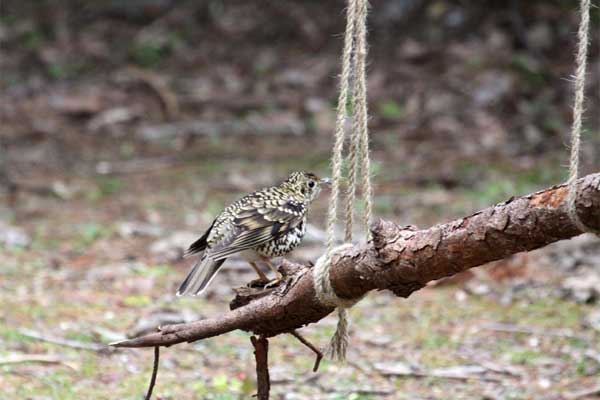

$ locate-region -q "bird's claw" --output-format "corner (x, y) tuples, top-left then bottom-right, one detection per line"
(264, 278), (282, 289)
(247, 272), (284, 290)
(247, 278), (271, 289)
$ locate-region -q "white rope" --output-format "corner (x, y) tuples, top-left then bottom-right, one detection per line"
(317, 0), (372, 361)
(344, 101), (360, 242)
(346, 0), (373, 241)
(354, 0), (374, 238)
(312, 244), (361, 361)
(567, 0), (598, 235)
(328, 0), (358, 253)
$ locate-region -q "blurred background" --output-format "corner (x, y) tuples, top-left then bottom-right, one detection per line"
(0, 1), (599, 399)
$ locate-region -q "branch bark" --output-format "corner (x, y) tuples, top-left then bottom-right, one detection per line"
(251, 336), (270, 400)
(111, 173), (599, 349)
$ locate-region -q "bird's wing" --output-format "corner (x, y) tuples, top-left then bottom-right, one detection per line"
(207, 197), (305, 260)
(186, 219), (216, 256)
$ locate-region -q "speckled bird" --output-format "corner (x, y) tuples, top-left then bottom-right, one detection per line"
(176, 171), (330, 296)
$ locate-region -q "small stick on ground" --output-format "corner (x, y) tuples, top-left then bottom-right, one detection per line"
(250, 336), (270, 400)
(564, 385), (600, 400)
(480, 322), (586, 340)
(18, 328), (110, 353)
(289, 330), (323, 372)
(0, 353), (75, 369)
(144, 347), (160, 400)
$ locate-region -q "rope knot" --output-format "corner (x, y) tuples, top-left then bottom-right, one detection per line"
(313, 244), (364, 361)
(313, 244), (360, 308)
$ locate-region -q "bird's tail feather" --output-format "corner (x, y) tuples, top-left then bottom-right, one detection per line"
(176, 255), (225, 296)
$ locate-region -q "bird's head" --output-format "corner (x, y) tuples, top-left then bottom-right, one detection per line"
(284, 171), (331, 202)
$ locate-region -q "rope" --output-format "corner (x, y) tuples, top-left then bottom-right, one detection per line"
(344, 103), (360, 242)
(313, 244), (361, 361)
(317, 0), (372, 362)
(328, 0), (358, 253)
(354, 0), (374, 237)
(316, 0), (594, 362)
(567, 0), (598, 235)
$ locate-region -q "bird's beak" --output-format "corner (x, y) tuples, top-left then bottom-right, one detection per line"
(320, 177), (332, 185)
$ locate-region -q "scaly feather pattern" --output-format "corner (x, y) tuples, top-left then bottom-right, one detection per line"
(177, 171), (327, 296)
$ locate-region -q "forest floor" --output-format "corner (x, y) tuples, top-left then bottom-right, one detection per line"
(1, 1), (599, 399)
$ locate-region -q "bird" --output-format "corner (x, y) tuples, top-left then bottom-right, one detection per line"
(176, 171), (331, 296)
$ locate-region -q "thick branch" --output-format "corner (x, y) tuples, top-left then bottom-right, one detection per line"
(111, 173), (599, 348)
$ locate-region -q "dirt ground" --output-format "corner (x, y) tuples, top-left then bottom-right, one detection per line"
(1, 1), (599, 399)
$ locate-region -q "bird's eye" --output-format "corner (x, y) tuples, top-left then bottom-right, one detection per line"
(308, 181), (315, 188)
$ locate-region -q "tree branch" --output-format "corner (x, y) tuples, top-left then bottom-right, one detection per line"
(251, 336), (270, 400)
(111, 173), (599, 349)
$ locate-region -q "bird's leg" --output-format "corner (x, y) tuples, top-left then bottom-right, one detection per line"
(259, 256), (283, 289)
(248, 261), (269, 282)
(260, 256), (283, 280)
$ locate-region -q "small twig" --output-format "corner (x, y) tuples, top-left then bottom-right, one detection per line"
(385, 370), (500, 382)
(144, 347), (160, 400)
(375, 363), (502, 382)
(352, 388), (395, 396)
(0, 353), (76, 369)
(345, 358), (374, 377)
(18, 328), (111, 353)
(250, 336), (270, 400)
(314, 382), (394, 397)
(480, 322), (586, 340)
(564, 385), (600, 400)
(289, 330), (323, 372)
(467, 358), (523, 378)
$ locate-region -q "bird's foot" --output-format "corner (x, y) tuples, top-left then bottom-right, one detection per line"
(247, 278), (271, 289)
(247, 277), (283, 290)
(264, 277), (283, 289)
(247, 271), (284, 290)
(263, 269), (285, 289)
